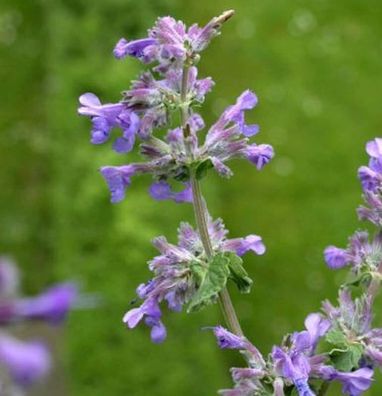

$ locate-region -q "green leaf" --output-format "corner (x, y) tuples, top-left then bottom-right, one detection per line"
(189, 262), (207, 286)
(173, 165), (190, 182)
(187, 252), (230, 312)
(325, 328), (348, 349)
(225, 252), (253, 293)
(330, 344), (363, 371)
(195, 159), (213, 180)
(344, 272), (372, 288)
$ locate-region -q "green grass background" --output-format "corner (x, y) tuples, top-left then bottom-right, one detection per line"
(1, 0), (382, 394)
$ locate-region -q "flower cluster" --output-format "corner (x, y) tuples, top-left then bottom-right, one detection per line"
(0, 257), (80, 390)
(78, 11), (274, 204)
(213, 138), (382, 396)
(124, 215), (265, 343)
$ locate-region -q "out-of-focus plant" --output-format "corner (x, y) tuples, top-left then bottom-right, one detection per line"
(0, 257), (80, 395)
(78, 9), (382, 396)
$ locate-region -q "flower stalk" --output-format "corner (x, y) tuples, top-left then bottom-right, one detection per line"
(190, 174), (244, 336)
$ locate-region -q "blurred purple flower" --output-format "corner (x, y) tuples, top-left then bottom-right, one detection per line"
(0, 335), (51, 387)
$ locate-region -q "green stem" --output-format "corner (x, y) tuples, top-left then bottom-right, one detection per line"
(190, 175), (244, 336)
(179, 63), (243, 336)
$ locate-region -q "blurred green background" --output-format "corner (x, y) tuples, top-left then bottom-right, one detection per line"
(1, 0), (382, 394)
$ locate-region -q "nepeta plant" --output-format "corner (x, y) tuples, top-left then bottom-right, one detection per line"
(0, 257), (79, 394)
(78, 10), (382, 396)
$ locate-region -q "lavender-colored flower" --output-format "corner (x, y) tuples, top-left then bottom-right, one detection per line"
(123, 298), (167, 344)
(315, 363), (374, 396)
(358, 166), (382, 193)
(210, 90), (259, 138)
(271, 313), (330, 395)
(0, 335), (51, 386)
(332, 368), (373, 396)
(212, 326), (248, 350)
(100, 165), (138, 203)
(113, 37), (157, 60)
(149, 181), (193, 203)
(323, 289), (372, 338)
(357, 191), (382, 227)
(366, 138), (382, 173)
(324, 246), (351, 269)
(222, 235), (266, 256)
(117, 11), (234, 72)
(78, 93), (140, 152)
(324, 231), (382, 274)
(244, 144), (274, 170)
(15, 283), (78, 325)
(200, 91), (273, 177)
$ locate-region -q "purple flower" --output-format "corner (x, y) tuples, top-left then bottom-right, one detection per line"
(222, 235), (266, 256)
(15, 283), (78, 324)
(200, 90), (273, 177)
(149, 181), (193, 203)
(272, 345), (312, 388)
(332, 368), (374, 396)
(358, 166), (381, 193)
(324, 246), (351, 269)
(113, 38), (157, 60)
(0, 335), (51, 386)
(213, 90), (259, 137)
(358, 192), (382, 227)
(323, 290), (372, 336)
(145, 316), (167, 344)
(78, 93), (140, 152)
(212, 326), (248, 349)
(271, 313), (331, 395)
(304, 313), (331, 349)
(244, 144), (274, 170)
(366, 138), (382, 173)
(100, 165), (137, 203)
(123, 298), (167, 343)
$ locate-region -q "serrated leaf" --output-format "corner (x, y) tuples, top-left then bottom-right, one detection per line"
(325, 328), (348, 348)
(187, 252), (230, 312)
(330, 344), (363, 371)
(225, 252), (253, 293)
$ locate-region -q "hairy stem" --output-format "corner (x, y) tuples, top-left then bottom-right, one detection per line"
(179, 63), (243, 336)
(190, 176), (244, 336)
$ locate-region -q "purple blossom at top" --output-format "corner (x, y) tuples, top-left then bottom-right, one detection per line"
(80, 12), (274, 205)
(114, 11), (235, 72)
